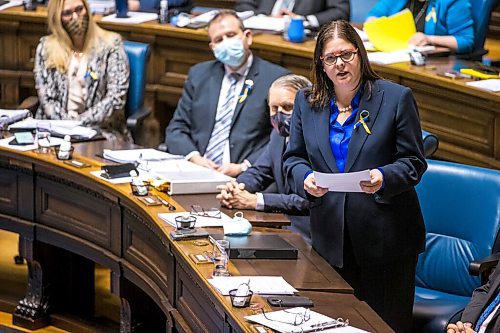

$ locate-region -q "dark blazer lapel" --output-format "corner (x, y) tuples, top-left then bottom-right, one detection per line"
(207, 63), (225, 131)
(314, 105), (338, 173)
(344, 82), (383, 172)
(261, 0), (276, 14)
(231, 57), (259, 123)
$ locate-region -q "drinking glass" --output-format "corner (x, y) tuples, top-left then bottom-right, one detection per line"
(35, 122), (52, 153)
(212, 239), (230, 277)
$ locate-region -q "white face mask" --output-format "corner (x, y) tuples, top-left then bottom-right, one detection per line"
(213, 37), (246, 68)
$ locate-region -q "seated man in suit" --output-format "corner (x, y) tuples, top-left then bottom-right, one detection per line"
(165, 10), (289, 177)
(447, 261), (500, 333)
(216, 74), (312, 242)
(234, 0), (350, 28)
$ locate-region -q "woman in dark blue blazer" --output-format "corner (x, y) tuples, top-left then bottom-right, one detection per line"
(283, 20), (427, 333)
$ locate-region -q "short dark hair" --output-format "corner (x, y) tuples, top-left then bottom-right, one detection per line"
(208, 9), (245, 32)
(308, 20), (381, 109)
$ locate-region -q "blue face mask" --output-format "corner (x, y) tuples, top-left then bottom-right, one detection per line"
(271, 111), (292, 137)
(213, 37), (246, 68)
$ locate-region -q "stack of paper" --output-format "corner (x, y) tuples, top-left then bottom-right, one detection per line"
(208, 276), (298, 295)
(0, 109), (29, 127)
(243, 15), (285, 32)
(88, 0), (115, 15)
(245, 307), (369, 333)
(0, 0), (22, 11)
(364, 9), (416, 52)
(103, 148), (182, 163)
(158, 212), (231, 228)
(465, 79), (500, 92)
(8, 119), (97, 140)
(147, 159), (232, 195)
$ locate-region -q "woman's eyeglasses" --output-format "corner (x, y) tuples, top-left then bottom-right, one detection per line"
(190, 205), (221, 219)
(321, 49), (358, 66)
(62, 5), (85, 19)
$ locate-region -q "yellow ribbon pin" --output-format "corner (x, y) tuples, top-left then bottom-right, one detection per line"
(354, 110), (371, 135)
(425, 7), (437, 23)
(238, 79), (254, 103)
(85, 66), (98, 80)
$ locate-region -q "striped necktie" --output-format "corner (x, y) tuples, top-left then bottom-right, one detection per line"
(204, 73), (240, 165)
(475, 291), (500, 331)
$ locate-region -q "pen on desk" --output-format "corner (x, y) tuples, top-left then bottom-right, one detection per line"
(157, 196), (176, 211)
(208, 235), (224, 253)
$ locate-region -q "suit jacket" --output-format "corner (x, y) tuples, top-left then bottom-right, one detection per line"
(234, 0), (350, 26)
(367, 0), (474, 54)
(237, 131), (309, 215)
(34, 35), (130, 141)
(461, 266), (500, 333)
(283, 80), (427, 267)
(165, 56), (289, 164)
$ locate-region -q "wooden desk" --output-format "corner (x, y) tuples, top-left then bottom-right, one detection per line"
(1, 6), (498, 169)
(0, 142), (394, 332)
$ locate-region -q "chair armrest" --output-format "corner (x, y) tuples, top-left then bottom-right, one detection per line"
(469, 252), (500, 284)
(18, 96), (39, 115)
(126, 106), (151, 129)
(422, 130), (439, 158)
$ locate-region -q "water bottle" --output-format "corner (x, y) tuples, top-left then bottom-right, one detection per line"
(23, 0), (36, 11)
(159, 0), (169, 24)
(57, 135), (72, 160)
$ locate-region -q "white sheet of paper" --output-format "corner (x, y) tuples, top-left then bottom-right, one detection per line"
(243, 15), (285, 32)
(314, 170), (370, 192)
(158, 212), (231, 228)
(0, 0), (23, 11)
(103, 148), (182, 164)
(208, 276), (297, 295)
(101, 12), (158, 24)
(0, 136), (64, 151)
(465, 79), (500, 92)
(245, 307), (370, 333)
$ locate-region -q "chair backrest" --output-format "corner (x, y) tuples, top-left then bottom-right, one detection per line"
(469, 0), (499, 56)
(415, 160), (500, 296)
(123, 40), (151, 118)
(350, 0), (379, 23)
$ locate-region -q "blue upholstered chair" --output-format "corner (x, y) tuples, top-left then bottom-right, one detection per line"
(421, 130), (438, 158)
(123, 40), (152, 143)
(350, 0), (379, 23)
(468, 0), (499, 60)
(413, 160), (500, 333)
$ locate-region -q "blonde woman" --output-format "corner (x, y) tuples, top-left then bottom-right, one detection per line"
(34, 0), (130, 142)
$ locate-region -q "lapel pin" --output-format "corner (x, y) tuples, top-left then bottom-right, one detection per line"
(354, 110), (371, 135)
(238, 79), (254, 104)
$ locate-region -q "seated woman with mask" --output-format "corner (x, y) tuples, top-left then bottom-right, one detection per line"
(216, 74), (312, 243)
(365, 0), (474, 54)
(34, 0), (130, 142)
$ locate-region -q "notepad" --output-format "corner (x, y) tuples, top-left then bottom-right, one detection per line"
(364, 9), (416, 52)
(208, 276), (298, 295)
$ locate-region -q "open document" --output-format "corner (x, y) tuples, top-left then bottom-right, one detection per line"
(313, 170), (370, 192)
(103, 148), (182, 163)
(245, 307), (370, 333)
(8, 118), (97, 140)
(208, 276), (297, 295)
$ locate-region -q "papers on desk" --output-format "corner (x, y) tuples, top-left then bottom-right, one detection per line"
(88, 0), (115, 15)
(364, 9), (416, 52)
(208, 276), (297, 295)
(101, 12), (158, 24)
(103, 148), (182, 163)
(465, 79), (500, 92)
(314, 170), (370, 192)
(0, 136), (65, 151)
(178, 10), (253, 28)
(8, 118), (97, 140)
(0, 0), (22, 11)
(158, 212), (231, 228)
(368, 50), (410, 64)
(243, 15), (285, 32)
(245, 307), (369, 333)
(0, 109), (29, 127)
(90, 169), (150, 184)
(146, 159), (232, 195)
